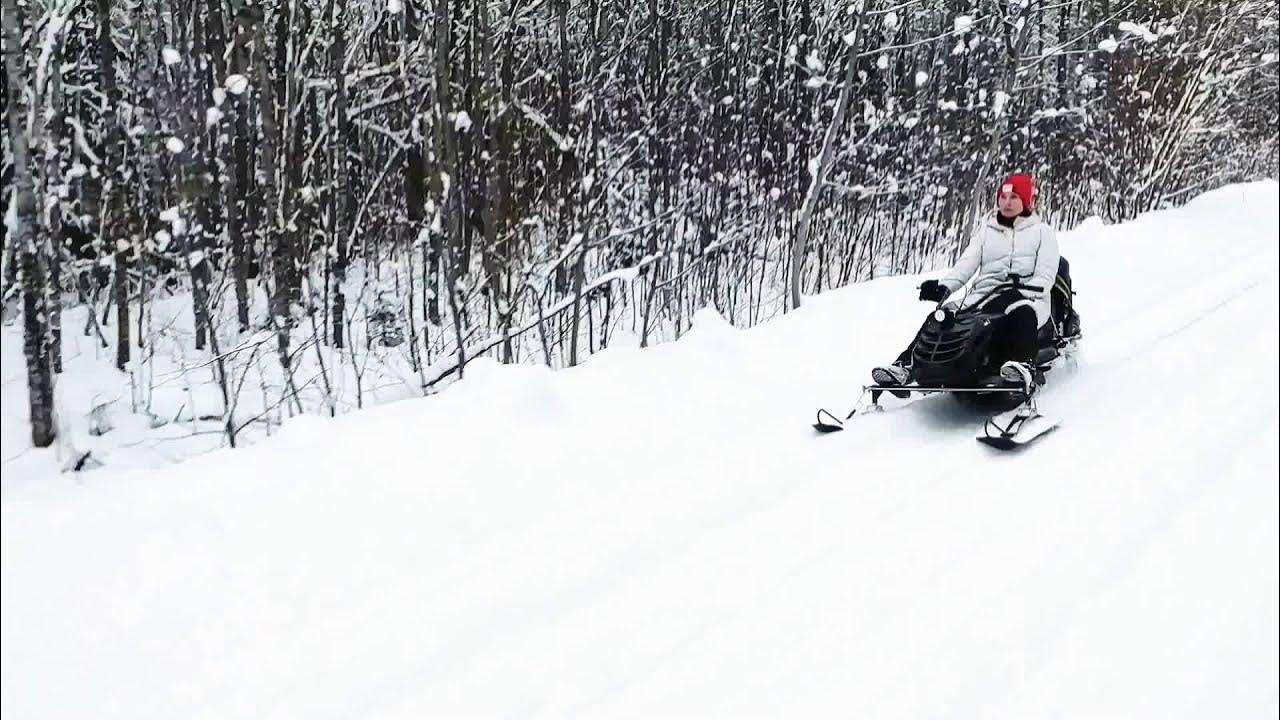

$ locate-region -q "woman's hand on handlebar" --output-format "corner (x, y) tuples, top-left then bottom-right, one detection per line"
(918, 280), (949, 302)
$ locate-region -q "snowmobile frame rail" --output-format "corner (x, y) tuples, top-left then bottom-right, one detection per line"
(862, 384), (1030, 395)
(813, 383), (1037, 433)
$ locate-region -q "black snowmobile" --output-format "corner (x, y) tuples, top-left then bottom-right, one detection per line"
(814, 257), (1081, 447)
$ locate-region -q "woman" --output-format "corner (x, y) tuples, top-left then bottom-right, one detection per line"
(873, 174), (1060, 392)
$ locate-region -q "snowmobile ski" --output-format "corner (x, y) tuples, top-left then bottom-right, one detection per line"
(812, 403), (889, 433)
(977, 405), (1060, 449)
(813, 408), (849, 433)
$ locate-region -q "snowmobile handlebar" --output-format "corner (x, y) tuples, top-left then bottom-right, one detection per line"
(925, 277), (1046, 308)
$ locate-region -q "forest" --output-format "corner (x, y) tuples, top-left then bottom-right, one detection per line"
(2, 0), (1276, 465)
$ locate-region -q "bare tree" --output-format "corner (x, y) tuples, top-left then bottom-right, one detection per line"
(4, 0), (55, 446)
(789, 2), (866, 310)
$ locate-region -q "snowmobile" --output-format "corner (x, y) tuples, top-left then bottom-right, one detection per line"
(814, 258), (1081, 448)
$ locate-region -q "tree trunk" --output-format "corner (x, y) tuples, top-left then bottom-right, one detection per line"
(568, 245), (586, 366)
(227, 11), (254, 331)
(330, 2), (350, 349)
(788, 8), (864, 311)
(94, 0), (131, 370)
(553, 0), (576, 295)
(430, 0), (455, 332)
(255, 5), (295, 361)
(3, 0), (55, 447)
(44, 62), (66, 375)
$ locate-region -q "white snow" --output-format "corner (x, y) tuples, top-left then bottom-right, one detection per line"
(1098, 37), (1120, 53)
(161, 47), (182, 66)
(914, 70), (929, 87)
(991, 90), (1010, 117)
(224, 74), (249, 95)
(157, 206), (187, 237)
(2, 182), (1278, 718)
(164, 137), (185, 154)
(1118, 20), (1159, 43)
(954, 14), (974, 33)
(453, 110), (473, 132)
(1032, 106), (1085, 121)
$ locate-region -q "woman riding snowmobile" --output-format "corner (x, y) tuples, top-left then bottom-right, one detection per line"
(872, 174), (1060, 393)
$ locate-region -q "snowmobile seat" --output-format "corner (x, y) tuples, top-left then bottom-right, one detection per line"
(1052, 256), (1081, 340)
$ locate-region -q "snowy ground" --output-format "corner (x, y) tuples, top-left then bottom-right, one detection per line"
(3, 182), (1278, 718)
(0, 272), (440, 479)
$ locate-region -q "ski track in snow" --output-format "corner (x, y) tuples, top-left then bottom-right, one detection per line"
(2, 182), (1278, 718)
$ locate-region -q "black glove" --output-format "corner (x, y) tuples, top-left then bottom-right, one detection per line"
(918, 280), (949, 302)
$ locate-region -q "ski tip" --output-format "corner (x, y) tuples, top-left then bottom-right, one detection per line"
(814, 408), (846, 434)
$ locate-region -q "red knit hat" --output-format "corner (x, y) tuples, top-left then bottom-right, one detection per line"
(999, 175), (1037, 210)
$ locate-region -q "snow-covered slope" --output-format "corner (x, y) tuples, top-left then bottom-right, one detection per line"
(3, 182), (1278, 718)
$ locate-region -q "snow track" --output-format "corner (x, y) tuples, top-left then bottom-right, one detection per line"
(3, 182), (1277, 718)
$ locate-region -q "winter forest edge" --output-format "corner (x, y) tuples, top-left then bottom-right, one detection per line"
(2, 0), (1277, 474)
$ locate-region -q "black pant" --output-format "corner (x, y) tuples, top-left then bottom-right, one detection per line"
(897, 290), (1041, 367)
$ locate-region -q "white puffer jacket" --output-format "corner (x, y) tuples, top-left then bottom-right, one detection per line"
(940, 211), (1060, 327)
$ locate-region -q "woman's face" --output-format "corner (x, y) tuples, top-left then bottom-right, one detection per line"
(998, 189), (1025, 218)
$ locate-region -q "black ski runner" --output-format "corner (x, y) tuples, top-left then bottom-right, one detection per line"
(976, 404), (1060, 449)
(813, 386), (932, 433)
